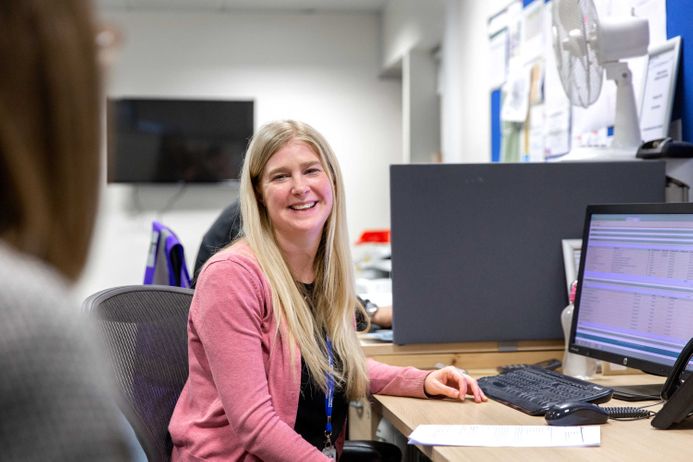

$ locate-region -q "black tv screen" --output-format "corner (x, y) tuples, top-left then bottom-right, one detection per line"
(107, 98), (254, 183)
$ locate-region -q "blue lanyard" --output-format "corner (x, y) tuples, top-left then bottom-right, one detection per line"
(322, 336), (336, 459)
(324, 336), (335, 437)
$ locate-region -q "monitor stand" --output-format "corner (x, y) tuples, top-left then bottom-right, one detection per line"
(611, 383), (663, 401)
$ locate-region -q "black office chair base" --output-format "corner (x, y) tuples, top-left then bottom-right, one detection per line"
(341, 440), (402, 462)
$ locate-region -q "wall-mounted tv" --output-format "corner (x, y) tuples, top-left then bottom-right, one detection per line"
(107, 98), (254, 183)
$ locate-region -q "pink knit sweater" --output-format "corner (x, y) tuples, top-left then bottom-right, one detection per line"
(169, 241), (429, 461)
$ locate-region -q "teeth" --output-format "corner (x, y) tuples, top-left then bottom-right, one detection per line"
(292, 202), (315, 210)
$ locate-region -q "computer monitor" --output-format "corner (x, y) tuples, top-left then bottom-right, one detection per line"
(570, 203), (693, 400)
(107, 98), (254, 184)
(390, 161), (666, 345)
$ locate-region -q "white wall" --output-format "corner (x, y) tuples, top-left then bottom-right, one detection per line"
(76, 10), (402, 301)
(402, 48), (440, 162)
(446, 0), (510, 163)
(440, 0), (463, 162)
(382, 0), (503, 164)
(381, 0), (445, 72)
(380, 0), (444, 163)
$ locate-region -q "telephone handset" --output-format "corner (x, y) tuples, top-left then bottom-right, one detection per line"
(651, 337), (693, 429)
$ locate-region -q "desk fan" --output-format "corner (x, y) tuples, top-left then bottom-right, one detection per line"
(552, 0), (649, 160)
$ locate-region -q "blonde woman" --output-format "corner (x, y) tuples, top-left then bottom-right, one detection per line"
(169, 120), (486, 461)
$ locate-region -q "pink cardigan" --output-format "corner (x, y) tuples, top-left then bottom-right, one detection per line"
(169, 241), (429, 462)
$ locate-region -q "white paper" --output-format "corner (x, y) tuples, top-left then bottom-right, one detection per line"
(544, 103), (571, 156)
(528, 104), (546, 161)
(488, 5), (509, 37)
(408, 425), (600, 448)
(501, 66), (530, 122)
(489, 30), (508, 89)
(506, 0), (524, 69)
(640, 45), (677, 141)
(542, 1), (571, 157)
(521, 0), (545, 64)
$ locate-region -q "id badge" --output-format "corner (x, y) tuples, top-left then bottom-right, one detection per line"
(321, 445), (336, 460)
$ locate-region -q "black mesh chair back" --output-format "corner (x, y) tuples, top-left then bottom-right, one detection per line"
(83, 285), (193, 462)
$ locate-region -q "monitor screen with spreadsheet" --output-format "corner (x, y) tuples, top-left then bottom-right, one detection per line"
(570, 203), (693, 379)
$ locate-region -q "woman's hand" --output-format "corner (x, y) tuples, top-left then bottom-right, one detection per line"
(424, 366), (487, 403)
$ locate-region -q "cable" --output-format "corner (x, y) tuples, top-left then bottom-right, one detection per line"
(603, 406), (656, 421)
(157, 182), (187, 217)
(638, 400), (665, 409)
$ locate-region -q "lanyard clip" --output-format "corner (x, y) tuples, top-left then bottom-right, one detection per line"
(322, 433), (336, 460)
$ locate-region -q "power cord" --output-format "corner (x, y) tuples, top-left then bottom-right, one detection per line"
(131, 182), (188, 218)
(603, 404), (660, 421)
(157, 182), (187, 217)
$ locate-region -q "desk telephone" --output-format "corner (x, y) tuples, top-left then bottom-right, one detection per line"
(652, 337), (693, 429)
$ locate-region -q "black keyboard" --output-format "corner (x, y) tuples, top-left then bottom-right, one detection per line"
(477, 366), (613, 416)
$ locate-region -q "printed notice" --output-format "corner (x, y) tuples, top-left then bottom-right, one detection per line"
(408, 425), (600, 448)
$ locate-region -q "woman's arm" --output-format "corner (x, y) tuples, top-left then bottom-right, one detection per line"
(368, 360), (486, 402)
(367, 359), (429, 397)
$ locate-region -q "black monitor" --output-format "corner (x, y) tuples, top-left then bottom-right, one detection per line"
(390, 161), (666, 345)
(107, 98), (254, 184)
(570, 203), (693, 400)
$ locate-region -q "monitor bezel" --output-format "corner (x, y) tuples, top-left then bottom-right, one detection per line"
(569, 202), (693, 377)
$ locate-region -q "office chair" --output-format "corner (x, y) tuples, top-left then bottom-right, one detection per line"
(144, 221), (192, 288)
(84, 285), (401, 462)
(84, 285), (191, 462)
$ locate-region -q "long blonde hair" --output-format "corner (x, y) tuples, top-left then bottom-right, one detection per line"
(0, 0), (100, 281)
(239, 120), (369, 399)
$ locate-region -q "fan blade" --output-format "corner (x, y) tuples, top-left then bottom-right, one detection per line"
(565, 30), (587, 57)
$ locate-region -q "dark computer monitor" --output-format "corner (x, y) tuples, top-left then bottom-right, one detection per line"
(390, 161), (666, 345)
(107, 98), (254, 184)
(570, 203), (693, 399)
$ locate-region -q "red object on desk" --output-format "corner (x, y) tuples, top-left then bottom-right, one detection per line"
(356, 230), (390, 244)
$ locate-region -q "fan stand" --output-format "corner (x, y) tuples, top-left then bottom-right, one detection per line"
(607, 61), (641, 151)
(559, 61), (642, 162)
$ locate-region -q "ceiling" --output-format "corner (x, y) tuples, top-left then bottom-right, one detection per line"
(95, 0), (389, 13)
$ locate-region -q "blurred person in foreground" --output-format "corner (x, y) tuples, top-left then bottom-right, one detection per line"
(0, 0), (130, 460)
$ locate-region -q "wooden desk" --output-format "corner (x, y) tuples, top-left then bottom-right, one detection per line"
(360, 338), (564, 370)
(350, 338), (564, 439)
(372, 373), (693, 462)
